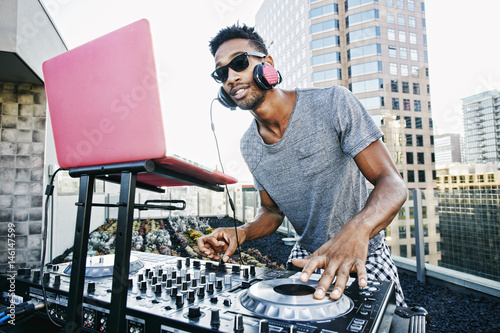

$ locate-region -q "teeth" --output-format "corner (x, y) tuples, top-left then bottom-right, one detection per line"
(236, 88), (245, 95)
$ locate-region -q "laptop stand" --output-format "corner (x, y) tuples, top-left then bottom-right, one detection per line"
(64, 160), (226, 333)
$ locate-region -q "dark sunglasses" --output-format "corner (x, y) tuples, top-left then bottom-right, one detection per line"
(211, 51), (266, 83)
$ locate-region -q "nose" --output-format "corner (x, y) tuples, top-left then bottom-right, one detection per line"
(225, 67), (241, 86)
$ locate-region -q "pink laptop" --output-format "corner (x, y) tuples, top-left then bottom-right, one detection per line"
(43, 19), (237, 187)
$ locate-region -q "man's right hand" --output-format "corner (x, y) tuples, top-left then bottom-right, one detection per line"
(196, 227), (246, 262)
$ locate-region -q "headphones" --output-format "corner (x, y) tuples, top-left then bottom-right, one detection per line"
(218, 63), (282, 110)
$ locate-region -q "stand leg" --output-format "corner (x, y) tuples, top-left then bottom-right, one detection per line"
(108, 172), (137, 332)
(65, 175), (95, 333)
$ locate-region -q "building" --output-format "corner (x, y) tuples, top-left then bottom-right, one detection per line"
(436, 163), (500, 281)
(462, 90), (500, 164)
(434, 133), (462, 165)
(255, 0), (440, 264)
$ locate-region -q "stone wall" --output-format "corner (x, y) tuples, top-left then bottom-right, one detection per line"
(0, 81), (46, 272)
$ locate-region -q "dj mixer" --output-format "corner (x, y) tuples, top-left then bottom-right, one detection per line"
(3, 252), (396, 332)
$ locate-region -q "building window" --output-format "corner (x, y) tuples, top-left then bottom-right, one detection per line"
(310, 3), (338, 19)
(406, 152), (414, 164)
(390, 62), (398, 75)
(400, 244), (407, 257)
(346, 0), (380, 10)
(388, 45), (397, 58)
(404, 116), (412, 128)
(415, 117), (422, 128)
(402, 81), (409, 93)
(408, 170), (415, 182)
(412, 66), (419, 77)
(399, 30), (407, 42)
(398, 207), (405, 219)
(347, 9), (380, 27)
(488, 174), (495, 182)
(347, 26), (381, 44)
(416, 134), (423, 146)
(312, 68), (342, 82)
(403, 98), (411, 111)
(414, 100), (421, 111)
(388, 28), (396, 40)
(397, 0), (404, 9)
(400, 47), (408, 59)
(401, 64), (409, 76)
(310, 35), (340, 50)
(397, 14), (406, 26)
(408, 0), (415, 11)
(387, 11), (395, 24)
(408, 15), (416, 28)
(430, 135), (434, 145)
(359, 96), (384, 109)
(413, 82), (420, 95)
(348, 61), (382, 77)
(417, 152), (424, 164)
(350, 78), (383, 93)
(348, 43), (382, 60)
(391, 80), (399, 92)
(387, 0), (394, 6)
(429, 119), (433, 129)
(478, 174), (485, 183)
(410, 49), (418, 61)
(418, 170), (426, 182)
(409, 32), (417, 44)
(311, 52), (341, 66)
(406, 134), (412, 146)
(310, 20), (339, 34)
(399, 226), (407, 239)
(428, 101), (432, 111)
(392, 98), (400, 110)
(427, 84), (430, 94)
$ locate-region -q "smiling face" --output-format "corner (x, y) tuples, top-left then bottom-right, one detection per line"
(214, 39), (269, 110)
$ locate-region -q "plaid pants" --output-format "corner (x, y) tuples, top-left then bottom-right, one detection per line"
(286, 241), (406, 307)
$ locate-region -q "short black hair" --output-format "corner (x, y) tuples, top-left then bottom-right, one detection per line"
(209, 23), (268, 57)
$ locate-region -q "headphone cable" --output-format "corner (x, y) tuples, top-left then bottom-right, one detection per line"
(210, 98), (243, 265)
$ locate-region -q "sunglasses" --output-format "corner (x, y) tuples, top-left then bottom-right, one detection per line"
(211, 52), (266, 83)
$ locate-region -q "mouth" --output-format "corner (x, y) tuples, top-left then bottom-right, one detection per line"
(230, 85), (250, 100)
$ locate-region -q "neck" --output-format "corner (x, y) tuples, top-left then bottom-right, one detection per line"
(250, 88), (296, 145)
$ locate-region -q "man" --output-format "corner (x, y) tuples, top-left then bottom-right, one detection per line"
(197, 24), (408, 306)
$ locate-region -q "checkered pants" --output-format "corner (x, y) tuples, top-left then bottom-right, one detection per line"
(286, 241), (406, 306)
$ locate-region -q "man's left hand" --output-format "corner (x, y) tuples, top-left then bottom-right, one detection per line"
(291, 221), (370, 300)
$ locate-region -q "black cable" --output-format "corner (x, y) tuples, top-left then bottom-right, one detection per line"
(210, 98), (243, 265)
(41, 167), (64, 328)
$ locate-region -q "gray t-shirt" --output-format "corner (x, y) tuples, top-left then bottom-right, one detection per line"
(240, 86), (385, 254)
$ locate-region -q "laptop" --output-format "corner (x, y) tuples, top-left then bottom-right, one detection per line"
(43, 19), (237, 188)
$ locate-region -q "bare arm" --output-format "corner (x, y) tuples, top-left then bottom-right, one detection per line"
(294, 139), (407, 299)
(197, 190), (284, 262)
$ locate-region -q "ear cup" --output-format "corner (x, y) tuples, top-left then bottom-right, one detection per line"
(253, 63), (282, 90)
(217, 87), (237, 110)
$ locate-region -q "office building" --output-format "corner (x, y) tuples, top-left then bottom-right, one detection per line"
(436, 163), (500, 281)
(255, 0), (440, 264)
(462, 90), (500, 164)
(434, 133), (462, 165)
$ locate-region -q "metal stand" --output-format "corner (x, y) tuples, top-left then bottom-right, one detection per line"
(63, 160), (224, 332)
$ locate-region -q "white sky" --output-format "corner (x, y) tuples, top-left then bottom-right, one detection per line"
(41, 0), (500, 182)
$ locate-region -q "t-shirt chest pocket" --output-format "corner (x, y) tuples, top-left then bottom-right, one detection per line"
(296, 136), (332, 177)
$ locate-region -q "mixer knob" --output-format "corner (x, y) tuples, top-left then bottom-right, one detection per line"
(166, 278), (173, 288)
(243, 267), (249, 278)
(33, 270), (40, 283)
(176, 276), (183, 285)
(171, 286), (178, 298)
(176, 294), (184, 307)
(43, 272), (50, 284)
(233, 314), (244, 333)
(185, 257), (191, 267)
(180, 268), (186, 278)
(185, 273), (191, 282)
(187, 290), (195, 302)
(193, 260), (200, 268)
(289, 324), (297, 333)
(193, 270), (201, 280)
(138, 274), (144, 282)
(187, 306), (201, 319)
(182, 281), (189, 292)
(191, 279), (198, 288)
(148, 271), (154, 279)
(259, 319), (269, 333)
(197, 285), (205, 297)
(215, 279), (223, 290)
(209, 272), (216, 283)
(54, 275), (61, 287)
(206, 262), (213, 270)
(140, 280), (147, 291)
(162, 273), (168, 282)
(223, 298), (232, 307)
(207, 282), (214, 293)
(250, 265), (256, 276)
(154, 284), (162, 295)
(210, 309), (220, 328)
(171, 271), (177, 279)
(210, 296), (218, 303)
(200, 275), (207, 285)
(224, 274), (232, 286)
(157, 268), (163, 276)
(232, 265), (240, 274)
(152, 276), (158, 285)
(177, 258), (183, 269)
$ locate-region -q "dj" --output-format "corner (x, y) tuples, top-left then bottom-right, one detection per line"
(197, 23), (407, 306)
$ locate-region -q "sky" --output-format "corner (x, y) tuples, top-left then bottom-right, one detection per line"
(40, 0), (500, 182)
